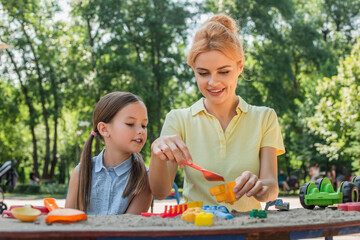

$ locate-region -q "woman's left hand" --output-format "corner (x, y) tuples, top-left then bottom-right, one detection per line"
(233, 171), (267, 200)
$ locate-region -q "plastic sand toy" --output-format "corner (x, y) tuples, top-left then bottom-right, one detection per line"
(338, 202), (360, 211)
(181, 207), (205, 222)
(2, 205), (49, 219)
(142, 204), (188, 218)
(184, 162), (224, 182)
(249, 209), (267, 218)
(265, 199), (289, 211)
(209, 181), (237, 204)
(201, 205), (233, 220)
(195, 212), (213, 226)
(11, 205), (41, 222)
(44, 198), (87, 224)
(299, 177), (359, 209)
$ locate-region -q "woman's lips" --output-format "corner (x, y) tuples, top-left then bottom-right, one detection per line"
(207, 88), (225, 96)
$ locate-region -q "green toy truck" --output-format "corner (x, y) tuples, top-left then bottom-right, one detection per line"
(299, 177), (360, 209)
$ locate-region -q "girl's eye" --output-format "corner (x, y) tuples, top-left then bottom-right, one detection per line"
(219, 71), (229, 74)
(142, 125), (147, 129)
(198, 72), (208, 76)
(126, 123), (134, 127)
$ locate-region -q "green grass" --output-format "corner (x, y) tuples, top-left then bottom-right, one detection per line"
(4, 192), (66, 199)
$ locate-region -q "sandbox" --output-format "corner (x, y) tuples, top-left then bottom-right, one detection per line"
(1, 208), (360, 239)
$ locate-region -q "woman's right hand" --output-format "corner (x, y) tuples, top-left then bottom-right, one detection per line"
(151, 135), (193, 169)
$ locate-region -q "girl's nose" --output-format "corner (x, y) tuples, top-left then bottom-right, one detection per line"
(136, 126), (145, 134)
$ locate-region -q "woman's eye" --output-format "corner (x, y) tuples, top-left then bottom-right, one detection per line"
(198, 72), (208, 76)
(142, 125), (147, 129)
(126, 123), (134, 127)
(219, 71), (229, 74)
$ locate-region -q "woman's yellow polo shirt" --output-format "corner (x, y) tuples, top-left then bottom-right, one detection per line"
(160, 96), (285, 212)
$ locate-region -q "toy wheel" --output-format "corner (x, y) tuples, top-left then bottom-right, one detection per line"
(315, 178), (324, 190)
(0, 187), (4, 202)
(299, 183), (315, 209)
(0, 202), (7, 214)
(341, 182), (359, 203)
(352, 177), (360, 201)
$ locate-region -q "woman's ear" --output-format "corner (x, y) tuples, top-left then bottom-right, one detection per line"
(237, 57), (245, 75)
(97, 122), (110, 138)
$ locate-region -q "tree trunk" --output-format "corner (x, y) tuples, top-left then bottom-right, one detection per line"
(6, 49), (40, 178)
(49, 66), (59, 179)
(49, 114), (58, 179)
(20, 21), (51, 179)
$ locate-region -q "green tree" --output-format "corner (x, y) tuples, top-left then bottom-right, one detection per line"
(306, 39), (360, 173)
(1, 0), (68, 179)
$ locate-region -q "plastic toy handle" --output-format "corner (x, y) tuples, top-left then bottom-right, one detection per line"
(2, 210), (15, 218)
(44, 198), (60, 212)
(45, 213), (87, 224)
(183, 162), (204, 171)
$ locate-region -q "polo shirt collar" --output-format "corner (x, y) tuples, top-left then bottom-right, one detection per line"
(191, 96), (249, 116)
(94, 149), (133, 176)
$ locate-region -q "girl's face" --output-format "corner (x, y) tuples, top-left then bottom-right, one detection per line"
(106, 102), (148, 154)
(193, 50), (243, 106)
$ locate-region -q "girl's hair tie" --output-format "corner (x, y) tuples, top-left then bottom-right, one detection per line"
(91, 131), (97, 136)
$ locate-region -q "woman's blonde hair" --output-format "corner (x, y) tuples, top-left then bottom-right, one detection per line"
(187, 14), (244, 68)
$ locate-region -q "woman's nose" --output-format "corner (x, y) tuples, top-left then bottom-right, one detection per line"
(208, 74), (218, 86)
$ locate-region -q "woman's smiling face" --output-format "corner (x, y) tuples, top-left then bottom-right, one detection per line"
(193, 50), (243, 106)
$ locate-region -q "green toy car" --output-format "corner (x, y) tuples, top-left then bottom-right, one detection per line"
(299, 177), (359, 209)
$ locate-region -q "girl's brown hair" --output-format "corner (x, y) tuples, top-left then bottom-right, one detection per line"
(77, 92), (149, 211)
(187, 14), (244, 68)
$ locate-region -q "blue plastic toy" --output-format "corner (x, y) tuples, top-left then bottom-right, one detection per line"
(201, 205), (233, 220)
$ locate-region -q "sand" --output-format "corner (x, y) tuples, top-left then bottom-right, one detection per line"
(1, 208), (360, 232)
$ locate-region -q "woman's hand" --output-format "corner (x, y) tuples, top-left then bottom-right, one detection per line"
(233, 171), (267, 200)
(149, 135), (192, 200)
(151, 135), (192, 168)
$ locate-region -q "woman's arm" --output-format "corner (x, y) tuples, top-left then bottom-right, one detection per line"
(233, 147), (278, 202)
(125, 177), (153, 214)
(256, 146), (278, 201)
(65, 165), (80, 209)
(148, 135), (192, 200)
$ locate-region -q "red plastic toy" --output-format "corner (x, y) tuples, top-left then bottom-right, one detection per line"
(338, 202), (360, 211)
(141, 204), (188, 218)
(2, 205), (49, 219)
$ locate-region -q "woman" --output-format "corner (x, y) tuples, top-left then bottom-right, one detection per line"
(149, 14), (285, 211)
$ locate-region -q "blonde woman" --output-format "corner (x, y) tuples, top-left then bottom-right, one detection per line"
(149, 14), (285, 211)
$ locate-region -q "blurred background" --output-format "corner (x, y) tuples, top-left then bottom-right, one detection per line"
(0, 0), (359, 196)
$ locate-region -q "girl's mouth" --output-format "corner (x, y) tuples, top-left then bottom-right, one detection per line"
(133, 139), (143, 144)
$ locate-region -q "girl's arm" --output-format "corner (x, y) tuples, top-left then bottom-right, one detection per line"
(233, 147), (279, 202)
(65, 165), (80, 208)
(125, 177), (153, 214)
(148, 135), (192, 200)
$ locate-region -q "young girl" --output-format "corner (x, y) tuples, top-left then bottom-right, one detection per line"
(66, 92), (152, 215)
(149, 14), (285, 212)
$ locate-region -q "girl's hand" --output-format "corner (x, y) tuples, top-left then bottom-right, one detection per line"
(233, 171), (267, 200)
(151, 135), (193, 169)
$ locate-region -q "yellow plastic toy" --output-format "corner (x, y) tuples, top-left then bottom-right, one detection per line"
(12, 204), (41, 222)
(186, 201), (203, 209)
(209, 181), (237, 205)
(195, 212), (213, 226)
(181, 207), (205, 222)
